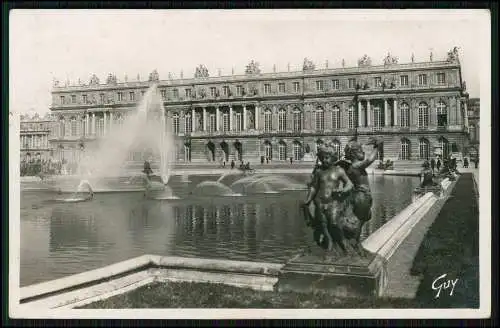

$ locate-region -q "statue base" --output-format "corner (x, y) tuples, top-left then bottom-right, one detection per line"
(275, 248), (387, 298)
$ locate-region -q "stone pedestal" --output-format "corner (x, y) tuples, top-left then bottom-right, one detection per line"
(276, 249), (387, 298)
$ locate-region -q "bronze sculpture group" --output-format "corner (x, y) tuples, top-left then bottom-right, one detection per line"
(302, 137), (383, 258)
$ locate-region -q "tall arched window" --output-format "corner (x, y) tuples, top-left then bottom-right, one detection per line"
(469, 124), (477, 142)
(172, 113), (180, 135)
(234, 111), (243, 132)
(315, 107), (325, 130)
(348, 105), (355, 129)
(185, 112), (192, 133)
(58, 117), (65, 137)
(400, 102), (410, 127)
(264, 109), (273, 132)
(401, 138), (411, 160)
(264, 141), (272, 160)
(331, 140), (341, 157)
(332, 106), (340, 129)
(439, 137), (449, 159)
(436, 101), (448, 127)
(293, 141), (302, 161)
(278, 141), (287, 161)
(419, 138), (430, 160)
(418, 102), (429, 128)
(292, 109), (302, 132)
(278, 109), (287, 132)
(222, 111), (230, 132)
(70, 117), (78, 136)
(373, 104), (382, 128)
(95, 116), (104, 136)
(81, 116), (86, 137)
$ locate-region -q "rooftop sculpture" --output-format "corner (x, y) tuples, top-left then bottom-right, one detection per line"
(148, 69), (160, 82)
(194, 65), (209, 78)
(245, 60), (261, 75)
(357, 54), (372, 67)
(89, 74), (100, 86)
(303, 58), (315, 71)
(106, 73), (117, 85)
(383, 52), (398, 65)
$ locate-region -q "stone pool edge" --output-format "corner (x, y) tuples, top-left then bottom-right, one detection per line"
(18, 178), (455, 309)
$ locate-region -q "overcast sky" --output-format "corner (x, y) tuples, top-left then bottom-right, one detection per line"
(10, 9), (489, 115)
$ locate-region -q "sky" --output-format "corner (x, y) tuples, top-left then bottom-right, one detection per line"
(10, 9), (490, 115)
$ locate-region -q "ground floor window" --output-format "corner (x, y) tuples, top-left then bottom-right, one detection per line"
(278, 143), (287, 161)
(419, 139), (430, 160)
(264, 143), (272, 160)
(293, 142), (302, 161)
(401, 139), (410, 160)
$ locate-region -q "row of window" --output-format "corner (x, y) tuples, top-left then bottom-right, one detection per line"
(181, 137), (453, 162)
(60, 90), (147, 105)
(53, 117), (126, 137)
(58, 73), (449, 105)
(170, 101), (450, 134)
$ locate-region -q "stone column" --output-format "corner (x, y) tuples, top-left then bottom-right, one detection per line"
(367, 100), (372, 127)
(109, 112), (113, 133)
(85, 113), (90, 136)
(254, 106), (259, 130)
(457, 98), (463, 125)
(357, 100), (362, 127)
(464, 99), (469, 129)
(243, 105), (247, 130)
(393, 99), (398, 127)
(103, 111), (107, 135)
(216, 107), (220, 131)
(92, 113), (96, 135)
(191, 108), (196, 132)
(229, 106), (233, 131)
(384, 99), (390, 127)
(203, 107), (207, 131)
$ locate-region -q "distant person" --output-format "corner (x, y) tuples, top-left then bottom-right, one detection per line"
(436, 158), (441, 172)
(231, 160), (235, 169)
(463, 157), (469, 168)
(430, 158), (436, 173)
(142, 160), (153, 177)
(290, 157), (293, 164)
(260, 156), (264, 165)
(474, 158), (478, 168)
(266, 157), (269, 164)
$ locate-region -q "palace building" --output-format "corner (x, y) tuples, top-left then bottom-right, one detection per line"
(20, 113), (55, 161)
(49, 48), (471, 166)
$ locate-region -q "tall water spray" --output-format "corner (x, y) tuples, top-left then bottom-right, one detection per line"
(76, 84), (175, 187)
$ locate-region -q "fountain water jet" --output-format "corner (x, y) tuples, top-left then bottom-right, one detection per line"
(56, 84), (176, 194)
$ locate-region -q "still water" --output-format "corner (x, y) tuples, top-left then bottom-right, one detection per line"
(20, 174), (419, 286)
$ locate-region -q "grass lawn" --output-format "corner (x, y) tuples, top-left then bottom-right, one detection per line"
(79, 281), (419, 309)
(410, 173), (479, 308)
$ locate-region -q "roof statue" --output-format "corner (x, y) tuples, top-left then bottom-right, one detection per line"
(302, 58), (315, 71)
(411, 53), (415, 63)
(383, 52), (398, 65)
(168, 72), (172, 80)
(53, 78), (60, 88)
(181, 70), (184, 79)
(148, 69), (160, 82)
(137, 74), (140, 81)
(273, 64), (276, 73)
(446, 46), (460, 63)
(342, 59), (345, 68)
(429, 50), (433, 62)
(124, 75), (128, 82)
(194, 64), (209, 78)
(89, 74), (100, 86)
(325, 60), (329, 69)
(287, 63), (290, 72)
(357, 54), (372, 67)
(245, 60), (261, 75)
(106, 73), (117, 85)
(462, 80), (467, 91)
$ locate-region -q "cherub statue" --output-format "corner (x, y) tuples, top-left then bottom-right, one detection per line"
(303, 143), (354, 253)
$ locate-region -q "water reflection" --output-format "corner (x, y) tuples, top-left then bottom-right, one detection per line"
(20, 174), (419, 286)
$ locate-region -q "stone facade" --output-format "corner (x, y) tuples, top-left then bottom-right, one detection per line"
(20, 113), (55, 161)
(49, 52), (470, 165)
(467, 98), (480, 160)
